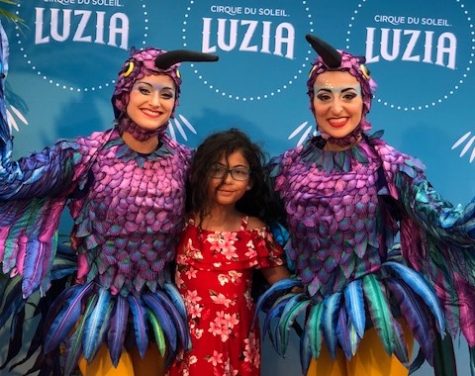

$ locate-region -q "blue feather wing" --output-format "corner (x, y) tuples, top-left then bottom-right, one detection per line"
(44, 282), (94, 353)
(64, 294), (98, 375)
(163, 281), (187, 321)
(300, 319), (313, 375)
(127, 294), (149, 358)
(0, 181), (74, 298)
(107, 295), (129, 367)
(82, 288), (113, 361)
(277, 293), (309, 355)
(344, 279), (365, 338)
(335, 306), (352, 359)
(0, 124), (88, 297)
(254, 277), (302, 322)
(362, 274), (394, 355)
(386, 278), (436, 364)
(321, 292), (342, 358)
(142, 293), (178, 354)
(0, 20), (9, 146)
(306, 302), (324, 359)
(155, 290), (190, 351)
(262, 293), (294, 353)
(384, 261), (445, 333)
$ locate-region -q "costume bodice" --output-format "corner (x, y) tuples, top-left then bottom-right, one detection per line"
(72, 132), (191, 295)
(273, 136), (402, 297)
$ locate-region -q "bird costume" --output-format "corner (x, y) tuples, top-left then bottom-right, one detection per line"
(0, 30), (218, 375)
(256, 35), (475, 376)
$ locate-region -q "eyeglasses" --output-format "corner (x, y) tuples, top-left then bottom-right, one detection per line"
(210, 164), (251, 181)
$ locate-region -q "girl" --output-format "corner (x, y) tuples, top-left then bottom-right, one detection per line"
(169, 129), (291, 376)
(0, 47), (217, 375)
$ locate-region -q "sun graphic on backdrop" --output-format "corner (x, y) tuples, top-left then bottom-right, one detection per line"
(6, 106), (196, 144)
(452, 131), (475, 164)
(290, 121), (475, 166)
(168, 113), (197, 142)
(288, 120), (316, 146)
(6, 103), (28, 133)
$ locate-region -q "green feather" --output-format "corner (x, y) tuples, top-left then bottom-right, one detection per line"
(352, 145), (370, 164)
(279, 298), (310, 354)
(348, 321), (359, 356)
(307, 302), (324, 358)
(276, 293), (306, 354)
(64, 295), (98, 376)
(147, 309), (166, 357)
(3, 200), (42, 272)
(362, 274), (394, 354)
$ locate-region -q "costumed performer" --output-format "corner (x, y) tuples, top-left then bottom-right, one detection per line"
(256, 34), (475, 376)
(0, 42), (218, 375)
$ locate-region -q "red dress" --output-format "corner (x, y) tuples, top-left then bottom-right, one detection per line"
(169, 217), (285, 376)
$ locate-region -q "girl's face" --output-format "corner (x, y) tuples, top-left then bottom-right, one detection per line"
(207, 149), (252, 209)
(126, 73), (176, 130)
(312, 71), (363, 139)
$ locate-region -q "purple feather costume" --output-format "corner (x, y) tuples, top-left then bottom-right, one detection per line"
(0, 47), (217, 374)
(256, 35), (475, 375)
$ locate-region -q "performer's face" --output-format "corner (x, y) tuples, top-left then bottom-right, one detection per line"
(126, 73), (176, 130)
(312, 71), (363, 138)
(207, 150), (252, 208)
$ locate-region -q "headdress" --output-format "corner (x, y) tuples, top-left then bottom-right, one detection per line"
(112, 48), (218, 119)
(305, 34), (376, 131)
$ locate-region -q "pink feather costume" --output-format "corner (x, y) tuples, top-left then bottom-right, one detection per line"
(256, 35), (475, 375)
(0, 47), (217, 374)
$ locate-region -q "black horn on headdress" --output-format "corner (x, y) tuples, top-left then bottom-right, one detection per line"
(155, 50), (219, 70)
(305, 34), (341, 69)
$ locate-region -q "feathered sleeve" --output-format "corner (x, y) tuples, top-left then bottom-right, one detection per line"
(0, 139), (82, 200)
(391, 151), (475, 348)
(396, 170), (474, 247)
(0, 23), (111, 298)
(0, 138), (87, 298)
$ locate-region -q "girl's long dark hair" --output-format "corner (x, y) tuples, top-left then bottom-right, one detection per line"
(187, 128), (277, 225)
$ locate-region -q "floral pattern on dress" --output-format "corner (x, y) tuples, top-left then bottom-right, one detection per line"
(169, 217), (284, 376)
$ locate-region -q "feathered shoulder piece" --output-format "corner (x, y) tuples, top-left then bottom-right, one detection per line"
(372, 136), (475, 353)
(0, 130), (114, 298)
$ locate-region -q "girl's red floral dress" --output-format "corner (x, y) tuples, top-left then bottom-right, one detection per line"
(169, 217), (285, 376)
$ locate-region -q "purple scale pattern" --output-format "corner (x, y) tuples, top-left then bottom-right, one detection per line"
(71, 131), (191, 296)
(275, 140), (412, 299)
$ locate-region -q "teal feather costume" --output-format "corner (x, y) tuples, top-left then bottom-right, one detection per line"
(0, 31), (218, 374)
(256, 35), (475, 375)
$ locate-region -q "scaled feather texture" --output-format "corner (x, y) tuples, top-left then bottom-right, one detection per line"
(0, 33), (193, 373)
(257, 133), (475, 374)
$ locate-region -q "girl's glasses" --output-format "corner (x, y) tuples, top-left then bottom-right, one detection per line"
(210, 164), (250, 181)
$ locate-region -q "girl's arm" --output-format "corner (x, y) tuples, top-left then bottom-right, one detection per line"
(248, 216), (293, 285)
(261, 265), (291, 285)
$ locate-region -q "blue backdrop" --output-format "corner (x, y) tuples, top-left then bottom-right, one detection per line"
(1, 0), (474, 375)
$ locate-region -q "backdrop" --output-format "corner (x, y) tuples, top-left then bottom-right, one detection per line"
(1, 0), (474, 375)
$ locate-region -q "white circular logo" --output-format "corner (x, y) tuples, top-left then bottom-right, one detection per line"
(346, 0), (474, 111)
(181, 0), (315, 101)
(14, 0), (152, 93)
